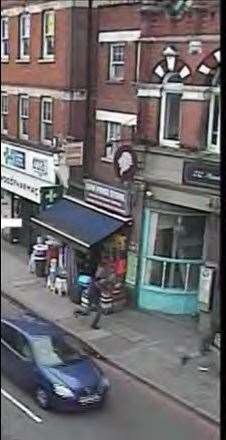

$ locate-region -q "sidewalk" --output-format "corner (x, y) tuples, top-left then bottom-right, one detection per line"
(1, 240), (220, 424)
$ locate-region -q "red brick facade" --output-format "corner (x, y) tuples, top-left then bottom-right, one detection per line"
(91, 0), (220, 185)
(1, 0), (91, 160)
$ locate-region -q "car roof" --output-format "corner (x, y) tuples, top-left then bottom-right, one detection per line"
(1, 316), (65, 339)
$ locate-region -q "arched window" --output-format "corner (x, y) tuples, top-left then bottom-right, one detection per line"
(159, 73), (183, 147)
(207, 71), (220, 153)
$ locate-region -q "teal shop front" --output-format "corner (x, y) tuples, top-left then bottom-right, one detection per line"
(137, 203), (206, 315)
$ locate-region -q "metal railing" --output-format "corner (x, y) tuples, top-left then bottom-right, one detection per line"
(143, 255), (203, 292)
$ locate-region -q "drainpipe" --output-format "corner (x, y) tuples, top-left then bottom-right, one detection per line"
(84, 0), (93, 177)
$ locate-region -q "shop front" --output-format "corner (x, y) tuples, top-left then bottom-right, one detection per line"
(30, 193), (132, 313)
(138, 201), (206, 315)
(1, 141), (62, 247)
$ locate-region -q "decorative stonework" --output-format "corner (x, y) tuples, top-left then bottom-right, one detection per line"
(197, 49), (220, 76)
(154, 46), (191, 80)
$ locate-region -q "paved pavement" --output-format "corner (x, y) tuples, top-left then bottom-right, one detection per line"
(1, 240), (220, 424)
(1, 296), (220, 440)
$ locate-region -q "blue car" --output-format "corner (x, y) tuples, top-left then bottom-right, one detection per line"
(1, 316), (110, 411)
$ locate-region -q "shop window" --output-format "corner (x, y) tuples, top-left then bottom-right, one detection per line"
(109, 44), (125, 81)
(143, 212), (205, 291)
(43, 10), (55, 59)
(207, 74), (220, 153)
(19, 13), (30, 59)
(19, 95), (29, 139)
(160, 74), (183, 148)
(41, 97), (53, 144)
(1, 93), (8, 134)
(1, 16), (9, 61)
(105, 122), (121, 160)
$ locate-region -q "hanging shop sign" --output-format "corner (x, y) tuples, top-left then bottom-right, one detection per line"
(183, 161), (220, 189)
(64, 142), (83, 166)
(114, 145), (137, 182)
(1, 142), (56, 183)
(1, 166), (60, 204)
(84, 179), (132, 216)
(41, 185), (63, 209)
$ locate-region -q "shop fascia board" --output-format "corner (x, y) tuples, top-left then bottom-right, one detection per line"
(146, 183), (220, 213)
(136, 144), (220, 163)
(64, 195), (133, 223)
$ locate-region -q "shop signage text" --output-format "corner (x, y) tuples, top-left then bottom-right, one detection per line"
(84, 179), (132, 216)
(1, 142), (55, 183)
(1, 166), (59, 204)
(183, 161), (220, 189)
(32, 158), (49, 179)
(3, 146), (25, 170)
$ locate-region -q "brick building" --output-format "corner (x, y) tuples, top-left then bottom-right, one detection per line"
(83, 0), (220, 318)
(1, 0), (94, 245)
(1, 0), (220, 319)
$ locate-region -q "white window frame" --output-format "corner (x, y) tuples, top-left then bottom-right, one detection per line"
(109, 43), (125, 81)
(1, 16), (9, 61)
(41, 97), (53, 144)
(43, 10), (55, 60)
(19, 95), (29, 140)
(105, 121), (121, 160)
(159, 78), (183, 148)
(19, 13), (30, 60)
(1, 93), (8, 134)
(207, 87), (220, 154)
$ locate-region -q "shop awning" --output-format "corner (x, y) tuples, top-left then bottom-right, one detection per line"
(30, 197), (131, 248)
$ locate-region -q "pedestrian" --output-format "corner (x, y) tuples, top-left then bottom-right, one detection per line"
(74, 259), (107, 329)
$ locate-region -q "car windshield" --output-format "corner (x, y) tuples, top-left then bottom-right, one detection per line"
(32, 334), (85, 367)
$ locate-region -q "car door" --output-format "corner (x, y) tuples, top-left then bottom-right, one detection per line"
(1, 322), (36, 391)
(14, 332), (37, 392)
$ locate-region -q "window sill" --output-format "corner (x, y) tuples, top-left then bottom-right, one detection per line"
(41, 139), (52, 146)
(19, 134), (29, 141)
(159, 141), (180, 149)
(38, 58), (55, 64)
(101, 157), (114, 164)
(206, 146), (220, 155)
(16, 58), (30, 63)
(105, 79), (125, 85)
(1, 57), (9, 63)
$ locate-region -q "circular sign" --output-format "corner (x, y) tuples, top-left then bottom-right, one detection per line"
(114, 145), (137, 182)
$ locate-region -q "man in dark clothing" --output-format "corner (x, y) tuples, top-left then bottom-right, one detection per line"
(86, 277), (102, 329)
(74, 262), (107, 329)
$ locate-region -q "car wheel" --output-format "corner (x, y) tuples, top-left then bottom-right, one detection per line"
(36, 387), (50, 410)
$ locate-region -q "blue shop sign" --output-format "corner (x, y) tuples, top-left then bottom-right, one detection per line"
(4, 146), (25, 170)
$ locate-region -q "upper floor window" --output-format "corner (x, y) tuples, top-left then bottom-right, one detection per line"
(19, 95), (29, 139)
(105, 122), (121, 160)
(1, 17), (9, 61)
(19, 14), (30, 59)
(41, 97), (53, 143)
(1, 93), (8, 133)
(109, 44), (125, 81)
(160, 74), (183, 148)
(207, 74), (220, 154)
(43, 10), (55, 59)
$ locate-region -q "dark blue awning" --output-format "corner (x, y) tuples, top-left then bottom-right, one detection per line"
(31, 197), (130, 248)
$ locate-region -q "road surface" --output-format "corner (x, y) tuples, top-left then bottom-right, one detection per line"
(1, 296), (219, 440)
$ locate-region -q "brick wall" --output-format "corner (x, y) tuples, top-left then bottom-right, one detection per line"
(2, 9), (71, 89)
(3, 94), (84, 145)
